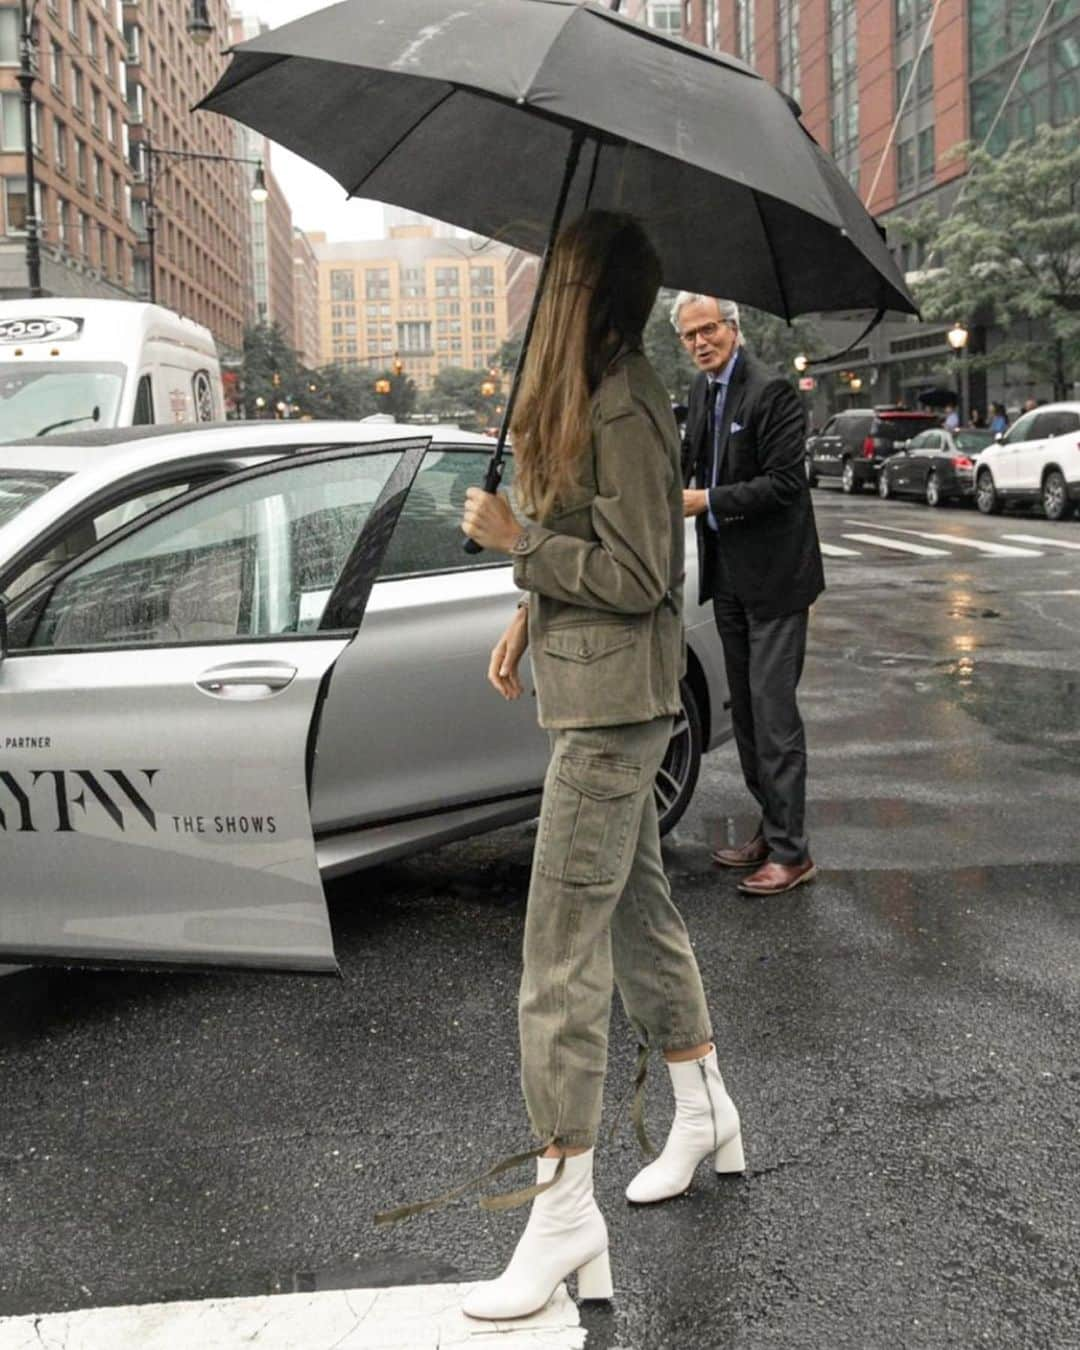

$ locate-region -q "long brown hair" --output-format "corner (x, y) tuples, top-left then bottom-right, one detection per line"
(511, 211), (661, 521)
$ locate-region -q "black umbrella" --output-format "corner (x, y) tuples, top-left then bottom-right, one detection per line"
(199, 0), (917, 542)
(200, 0), (914, 319)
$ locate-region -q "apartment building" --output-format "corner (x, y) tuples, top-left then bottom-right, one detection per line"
(313, 225), (514, 391)
(0, 0), (136, 299)
(292, 225), (319, 368)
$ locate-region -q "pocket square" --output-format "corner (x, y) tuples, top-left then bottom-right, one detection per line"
(731, 420), (743, 433)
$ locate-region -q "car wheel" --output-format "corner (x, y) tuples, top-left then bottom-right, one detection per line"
(805, 455), (818, 488)
(975, 469), (1001, 515)
(841, 459), (861, 494)
(925, 471), (942, 508)
(656, 679), (703, 837)
(878, 470), (892, 500)
(1042, 469), (1071, 521)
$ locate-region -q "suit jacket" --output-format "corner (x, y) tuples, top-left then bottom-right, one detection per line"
(684, 350), (825, 619)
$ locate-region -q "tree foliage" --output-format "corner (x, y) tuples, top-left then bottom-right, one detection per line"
(643, 290), (697, 401)
(888, 119), (1080, 398)
(423, 365), (501, 430)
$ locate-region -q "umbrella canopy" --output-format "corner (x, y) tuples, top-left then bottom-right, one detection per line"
(199, 0), (916, 320)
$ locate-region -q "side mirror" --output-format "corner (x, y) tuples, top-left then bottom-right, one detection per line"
(994, 432), (1003, 442)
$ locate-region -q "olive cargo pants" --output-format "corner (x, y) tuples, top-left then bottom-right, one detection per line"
(519, 717), (713, 1149)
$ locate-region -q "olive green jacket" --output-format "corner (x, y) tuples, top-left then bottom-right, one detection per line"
(511, 349), (685, 729)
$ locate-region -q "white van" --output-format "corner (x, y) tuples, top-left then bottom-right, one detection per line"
(0, 299), (225, 441)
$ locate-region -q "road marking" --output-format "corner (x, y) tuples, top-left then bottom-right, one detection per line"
(0, 1283), (586, 1349)
(842, 520), (1042, 557)
(1003, 533), (1080, 552)
(820, 542), (863, 557)
(841, 533), (951, 557)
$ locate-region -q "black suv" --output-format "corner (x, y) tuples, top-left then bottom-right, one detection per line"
(806, 409), (942, 492)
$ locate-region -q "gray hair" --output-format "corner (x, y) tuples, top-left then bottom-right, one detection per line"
(669, 292), (744, 345)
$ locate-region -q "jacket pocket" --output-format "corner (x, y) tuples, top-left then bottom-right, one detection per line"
(537, 752), (642, 885)
(544, 622), (635, 665)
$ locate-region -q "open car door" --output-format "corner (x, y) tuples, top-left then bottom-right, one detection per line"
(0, 439), (428, 972)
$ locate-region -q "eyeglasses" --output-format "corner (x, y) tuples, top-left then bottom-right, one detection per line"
(678, 320), (730, 347)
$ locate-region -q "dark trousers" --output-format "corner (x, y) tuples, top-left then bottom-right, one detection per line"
(712, 592), (810, 864)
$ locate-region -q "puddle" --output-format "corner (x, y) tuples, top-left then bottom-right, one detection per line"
(938, 660), (1080, 764)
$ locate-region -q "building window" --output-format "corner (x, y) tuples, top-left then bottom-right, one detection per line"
(917, 125), (935, 179)
(401, 265), (426, 297)
(75, 137), (87, 187)
(469, 264), (495, 296)
(896, 136), (916, 191)
(434, 265), (460, 297)
(777, 0), (800, 105)
(365, 266), (391, 300)
(330, 269), (356, 301)
(2, 176), (30, 234)
(53, 119), (68, 174)
(734, 0), (754, 62)
(0, 9), (18, 64)
(69, 0), (81, 42)
(704, 0), (717, 47)
(828, 0), (859, 180)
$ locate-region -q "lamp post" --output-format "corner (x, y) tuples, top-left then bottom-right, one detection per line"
(947, 322), (969, 424)
(16, 0), (42, 296)
(140, 128), (268, 304)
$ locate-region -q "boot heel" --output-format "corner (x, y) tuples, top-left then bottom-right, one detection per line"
(714, 1131), (745, 1174)
(575, 1248), (613, 1300)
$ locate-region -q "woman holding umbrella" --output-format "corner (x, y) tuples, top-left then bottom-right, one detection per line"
(459, 210), (744, 1321)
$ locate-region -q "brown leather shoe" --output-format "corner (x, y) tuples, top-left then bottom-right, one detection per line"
(737, 858), (817, 896)
(712, 833), (769, 869)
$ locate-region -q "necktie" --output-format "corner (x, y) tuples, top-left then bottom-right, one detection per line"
(707, 379), (726, 532)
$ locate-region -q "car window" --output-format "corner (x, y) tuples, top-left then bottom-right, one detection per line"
(906, 432), (933, 449)
(872, 416), (938, 441)
(1032, 410), (1080, 439)
(1001, 411), (1040, 445)
(819, 417), (837, 436)
(844, 415), (874, 439)
(377, 448), (515, 579)
(954, 430), (994, 452)
(4, 479), (199, 601)
(0, 469), (69, 526)
(19, 451), (403, 651)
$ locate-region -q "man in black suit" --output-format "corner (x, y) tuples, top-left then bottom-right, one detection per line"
(675, 293), (824, 896)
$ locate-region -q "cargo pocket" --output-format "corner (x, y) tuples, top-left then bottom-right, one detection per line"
(543, 622), (635, 665)
(537, 753), (642, 886)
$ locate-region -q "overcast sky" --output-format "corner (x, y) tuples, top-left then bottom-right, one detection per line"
(242, 0), (388, 241)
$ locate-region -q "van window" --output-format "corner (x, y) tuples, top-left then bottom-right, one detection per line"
(132, 374), (154, 425)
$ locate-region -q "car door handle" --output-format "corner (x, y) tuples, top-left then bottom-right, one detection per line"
(196, 661), (298, 697)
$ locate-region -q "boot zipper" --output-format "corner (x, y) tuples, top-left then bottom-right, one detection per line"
(698, 1061), (719, 1151)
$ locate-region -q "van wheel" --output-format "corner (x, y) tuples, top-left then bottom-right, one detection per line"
(657, 680), (703, 837)
(1042, 470), (1071, 521)
(925, 471), (942, 508)
(841, 459), (861, 494)
(975, 469), (1001, 515)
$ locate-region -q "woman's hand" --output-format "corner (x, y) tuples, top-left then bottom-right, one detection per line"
(488, 608), (529, 700)
(462, 487), (520, 553)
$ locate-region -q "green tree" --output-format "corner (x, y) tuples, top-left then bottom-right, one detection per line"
(495, 334), (524, 377)
(424, 365), (499, 430)
(241, 322), (301, 418)
(297, 363), (381, 420)
(739, 306), (824, 380)
(644, 289), (697, 401)
(372, 367), (419, 421)
(888, 119), (1080, 400)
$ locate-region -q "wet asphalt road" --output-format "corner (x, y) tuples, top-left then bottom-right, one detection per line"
(2, 490), (1079, 1348)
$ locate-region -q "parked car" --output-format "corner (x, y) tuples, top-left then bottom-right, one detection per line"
(0, 299), (225, 440)
(805, 408), (942, 493)
(0, 423), (730, 974)
(973, 402), (1080, 520)
(877, 427), (996, 506)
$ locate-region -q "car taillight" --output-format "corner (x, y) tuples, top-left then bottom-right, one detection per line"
(953, 456), (974, 469)
(862, 436), (875, 458)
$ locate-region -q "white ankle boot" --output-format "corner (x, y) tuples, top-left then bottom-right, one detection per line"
(625, 1048), (744, 1204)
(463, 1148), (612, 1321)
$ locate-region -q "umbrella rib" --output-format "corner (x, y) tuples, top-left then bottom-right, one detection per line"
(749, 190), (791, 323)
(343, 85), (458, 199)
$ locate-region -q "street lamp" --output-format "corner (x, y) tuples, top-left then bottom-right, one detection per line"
(16, 0), (42, 296)
(947, 322), (969, 423)
(849, 375), (863, 395)
(186, 0), (213, 43)
(793, 353), (809, 374)
(140, 130), (269, 304)
(374, 378), (392, 395)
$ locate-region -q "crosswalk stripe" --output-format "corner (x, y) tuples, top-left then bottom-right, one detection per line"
(820, 542), (863, 557)
(841, 521), (1042, 557)
(841, 533), (951, 557)
(0, 1283), (586, 1349)
(1003, 533), (1080, 552)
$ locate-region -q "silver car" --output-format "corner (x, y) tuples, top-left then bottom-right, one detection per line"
(0, 424), (730, 974)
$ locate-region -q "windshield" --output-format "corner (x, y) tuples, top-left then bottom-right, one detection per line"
(0, 469), (69, 526)
(954, 430), (994, 452)
(0, 362), (126, 441)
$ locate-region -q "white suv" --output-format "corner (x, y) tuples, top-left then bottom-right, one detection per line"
(975, 403), (1080, 521)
